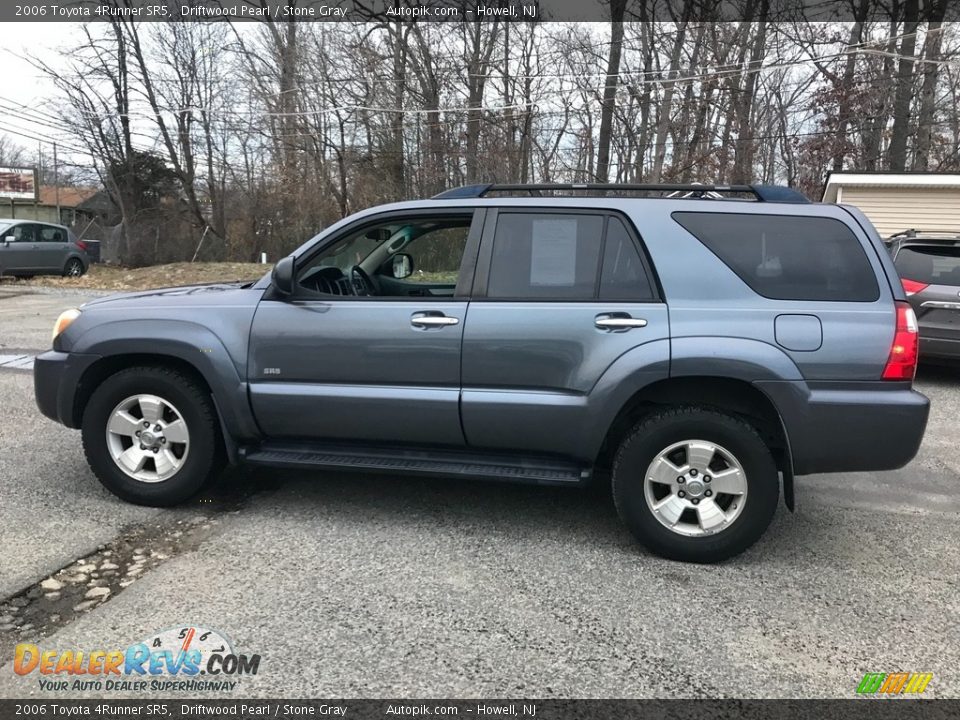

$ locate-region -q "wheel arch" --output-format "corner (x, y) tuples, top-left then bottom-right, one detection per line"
(68, 322), (260, 462)
(73, 353), (206, 426)
(73, 352), (249, 465)
(596, 376), (795, 509)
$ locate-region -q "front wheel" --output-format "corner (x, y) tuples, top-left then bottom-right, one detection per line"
(81, 366), (223, 506)
(63, 258), (85, 277)
(612, 407), (779, 563)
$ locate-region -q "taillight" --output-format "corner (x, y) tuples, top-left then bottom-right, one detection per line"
(882, 301), (919, 381)
(901, 278), (928, 296)
(75, 240), (88, 252)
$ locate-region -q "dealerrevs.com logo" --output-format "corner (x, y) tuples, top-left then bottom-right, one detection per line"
(13, 625), (261, 693)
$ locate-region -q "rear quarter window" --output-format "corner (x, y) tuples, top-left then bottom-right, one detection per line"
(672, 212), (880, 302)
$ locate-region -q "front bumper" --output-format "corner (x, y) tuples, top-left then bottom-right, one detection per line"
(34, 350), (101, 428)
(756, 381), (930, 476)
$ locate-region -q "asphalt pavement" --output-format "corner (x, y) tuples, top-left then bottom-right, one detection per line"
(0, 287), (957, 698)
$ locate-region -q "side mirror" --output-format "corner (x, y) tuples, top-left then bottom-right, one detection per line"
(391, 253), (413, 279)
(3, 236), (13, 245)
(271, 256), (296, 296)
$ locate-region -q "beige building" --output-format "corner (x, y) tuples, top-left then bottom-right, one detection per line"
(4, 185), (104, 226)
(821, 172), (960, 238)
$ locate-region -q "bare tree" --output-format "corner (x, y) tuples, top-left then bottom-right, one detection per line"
(0, 135), (27, 166)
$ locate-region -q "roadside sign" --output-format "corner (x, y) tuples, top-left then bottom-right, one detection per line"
(0, 166), (38, 201)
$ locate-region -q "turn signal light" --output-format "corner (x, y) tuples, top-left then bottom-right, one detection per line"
(52, 308), (81, 342)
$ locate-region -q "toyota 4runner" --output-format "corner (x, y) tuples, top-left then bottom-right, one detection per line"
(34, 183), (930, 562)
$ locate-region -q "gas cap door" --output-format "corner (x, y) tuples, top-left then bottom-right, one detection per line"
(775, 313), (823, 352)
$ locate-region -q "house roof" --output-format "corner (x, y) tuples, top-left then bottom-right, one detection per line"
(36, 185), (99, 208)
(823, 172), (960, 202)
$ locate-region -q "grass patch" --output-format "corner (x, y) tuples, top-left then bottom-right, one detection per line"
(1, 262), (271, 292)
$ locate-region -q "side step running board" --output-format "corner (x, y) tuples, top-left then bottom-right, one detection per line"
(243, 443), (590, 486)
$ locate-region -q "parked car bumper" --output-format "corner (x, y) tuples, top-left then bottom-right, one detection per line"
(920, 333), (960, 361)
(756, 381), (929, 475)
(34, 350), (101, 428)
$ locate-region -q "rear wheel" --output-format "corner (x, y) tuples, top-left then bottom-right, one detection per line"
(612, 406), (779, 563)
(81, 366), (223, 506)
(63, 258), (85, 277)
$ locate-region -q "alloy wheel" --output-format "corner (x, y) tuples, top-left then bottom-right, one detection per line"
(105, 394), (190, 483)
(643, 439), (748, 537)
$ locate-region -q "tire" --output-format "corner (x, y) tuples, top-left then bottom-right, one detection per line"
(63, 258), (85, 277)
(612, 406), (779, 563)
(81, 366), (223, 506)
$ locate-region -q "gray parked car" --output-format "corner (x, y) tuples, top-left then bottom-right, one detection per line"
(34, 183), (929, 562)
(0, 219), (89, 278)
(886, 229), (960, 363)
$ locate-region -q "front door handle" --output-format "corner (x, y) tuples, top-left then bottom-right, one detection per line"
(411, 312), (460, 328)
(595, 313), (648, 331)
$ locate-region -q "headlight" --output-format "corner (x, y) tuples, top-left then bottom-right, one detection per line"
(52, 308), (81, 342)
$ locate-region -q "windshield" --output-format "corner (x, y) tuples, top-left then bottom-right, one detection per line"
(895, 244), (960, 286)
(0, 222), (11, 236)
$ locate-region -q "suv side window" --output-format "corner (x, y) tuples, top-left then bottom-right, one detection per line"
(673, 212), (880, 302)
(487, 212), (605, 299)
(401, 225), (468, 285)
(295, 214), (473, 298)
(599, 217), (655, 300)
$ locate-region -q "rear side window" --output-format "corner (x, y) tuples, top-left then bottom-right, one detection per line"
(39, 226), (65, 242)
(673, 212), (879, 302)
(487, 213), (604, 299)
(599, 217), (654, 300)
(894, 245), (960, 286)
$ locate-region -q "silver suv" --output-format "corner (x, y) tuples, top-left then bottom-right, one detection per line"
(34, 183), (930, 563)
(0, 219), (89, 277)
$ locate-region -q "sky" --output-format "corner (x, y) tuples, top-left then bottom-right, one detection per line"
(1, 23), (94, 165)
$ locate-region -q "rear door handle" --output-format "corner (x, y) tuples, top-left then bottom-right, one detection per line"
(411, 312), (460, 328)
(595, 313), (648, 331)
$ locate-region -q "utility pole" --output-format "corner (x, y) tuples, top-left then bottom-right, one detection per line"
(53, 142), (60, 222)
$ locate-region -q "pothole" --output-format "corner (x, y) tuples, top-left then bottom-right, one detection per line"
(0, 467), (276, 665)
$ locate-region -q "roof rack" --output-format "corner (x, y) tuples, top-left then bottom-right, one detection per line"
(889, 228), (960, 240)
(432, 183), (810, 204)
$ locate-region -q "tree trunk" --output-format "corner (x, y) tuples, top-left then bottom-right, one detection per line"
(596, 0), (626, 183)
(650, 17), (690, 184)
(716, 21), (752, 181)
(832, 1), (869, 171)
(913, 8), (947, 170)
(464, 22), (500, 184)
(889, 0), (919, 171)
(731, 0), (769, 184)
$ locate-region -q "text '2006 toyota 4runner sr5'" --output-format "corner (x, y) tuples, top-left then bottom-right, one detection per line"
(35, 183), (930, 562)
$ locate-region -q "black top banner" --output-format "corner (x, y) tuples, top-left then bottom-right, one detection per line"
(4, 0), (959, 23)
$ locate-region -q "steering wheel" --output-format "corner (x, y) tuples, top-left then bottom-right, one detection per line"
(350, 265), (374, 297)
